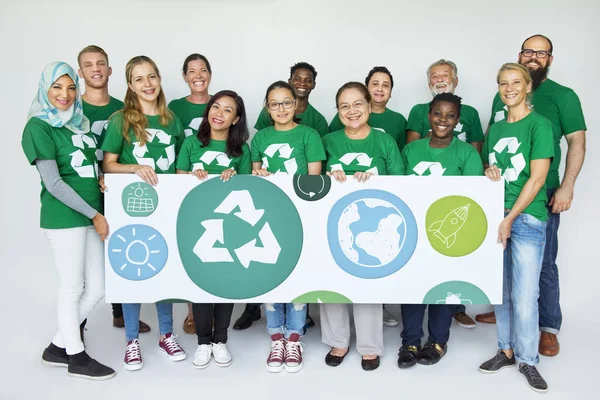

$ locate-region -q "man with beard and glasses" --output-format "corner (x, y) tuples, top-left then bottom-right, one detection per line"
(475, 34), (587, 358)
(406, 59), (484, 153)
(76, 45), (151, 337)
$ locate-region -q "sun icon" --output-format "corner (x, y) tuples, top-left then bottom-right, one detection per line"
(122, 182), (159, 217)
(108, 224), (168, 281)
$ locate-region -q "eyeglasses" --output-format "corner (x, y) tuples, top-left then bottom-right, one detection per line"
(338, 100), (368, 112)
(520, 49), (552, 58)
(267, 100), (296, 111)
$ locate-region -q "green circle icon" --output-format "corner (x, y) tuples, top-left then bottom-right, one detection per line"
(292, 290), (352, 304)
(122, 182), (159, 217)
(293, 175), (331, 201)
(423, 281), (491, 304)
(425, 195), (487, 257)
(177, 176), (303, 299)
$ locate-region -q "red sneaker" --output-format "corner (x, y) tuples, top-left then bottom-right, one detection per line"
(266, 333), (286, 373)
(159, 333), (186, 361)
(285, 333), (304, 373)
(123, 339), (143, 371)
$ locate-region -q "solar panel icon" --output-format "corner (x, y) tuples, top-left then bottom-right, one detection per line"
(122, 182), (159, 217)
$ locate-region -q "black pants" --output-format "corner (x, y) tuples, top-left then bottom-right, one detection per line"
(193, 303), (234, 345)
(400, 304), (454, 347)
(81, 303), (123, 329)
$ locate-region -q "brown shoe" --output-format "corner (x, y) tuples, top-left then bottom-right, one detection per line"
(138, 320), (151, 333)
(475, 311), (496, 324)
(539, 332), (559, 357)
(183, 316), (196, 334)
(453, 312), (476, 329)
(113, 317), (152, 333)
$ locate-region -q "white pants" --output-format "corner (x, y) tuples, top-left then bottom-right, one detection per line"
(44, 226), (105, 355)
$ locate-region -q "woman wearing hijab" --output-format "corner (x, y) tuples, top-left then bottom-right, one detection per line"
(21, 61), (115, 380)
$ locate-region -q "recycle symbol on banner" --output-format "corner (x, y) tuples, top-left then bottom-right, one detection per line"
(177, 176), (303, 299)
(488, 137), (525, 183)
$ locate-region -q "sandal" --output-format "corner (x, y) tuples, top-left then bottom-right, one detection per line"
(325, 348), (349, 367)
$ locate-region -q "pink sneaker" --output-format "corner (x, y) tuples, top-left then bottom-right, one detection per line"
(266, 333), (286, 373)
(285, 333), (303, 372)
(124, 339), (143, 371)
(159, 333), (187, 361)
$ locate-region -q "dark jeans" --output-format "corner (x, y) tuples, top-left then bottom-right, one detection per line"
(400, 304), (454, 347)
(80, 303), (123, 329)
(454, 304), (466, 314)
(539, 188), (562, 333)
(193, 303), (234, 345)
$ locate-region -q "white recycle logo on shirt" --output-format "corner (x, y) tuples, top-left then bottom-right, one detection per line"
(330, 152), (378, 175)
(262, 143), (298, 175)
(70, 134), (98, 178)
(132, 129), (175, 171)
(411, 161), (446, 176)
(193, 151), (233, 171)
(184, 117), (203, 137)
(488, 137), (525, 183)
(90, 120), (109, 160)
(494, 105), (508, 123)
(192, 190), (281, 268)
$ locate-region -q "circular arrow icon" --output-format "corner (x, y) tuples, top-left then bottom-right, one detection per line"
(293, 175), (332, 202)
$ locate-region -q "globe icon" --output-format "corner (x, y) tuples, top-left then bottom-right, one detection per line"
(328, 190), (417, 279)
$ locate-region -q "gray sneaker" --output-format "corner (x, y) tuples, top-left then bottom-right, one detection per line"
(383, 307), (399, 327)
(519, 363), (548, 393)
(479, 350), (516, 373)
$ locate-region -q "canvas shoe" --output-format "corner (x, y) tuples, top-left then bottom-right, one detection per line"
(212, 342), (232, 367)
(519, 363), (549, 393)
(159, 333), (187, 361)
(41, 343), (69, 368)
(479, 350), (516, 373)
(192, 344), (212, 369)
(266, 333), (286, 373)
(285, 333), (303, 373)
(123, 339), (143, 371)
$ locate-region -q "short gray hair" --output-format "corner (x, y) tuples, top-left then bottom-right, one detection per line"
(426, 59), (458, 80)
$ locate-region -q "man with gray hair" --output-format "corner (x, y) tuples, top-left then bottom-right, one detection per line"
(406, 59), (484, 153)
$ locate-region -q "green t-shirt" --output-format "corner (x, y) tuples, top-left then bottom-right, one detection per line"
(254, 102), (329, 137)
(168, 97), (208, 138)
(22, 118), (101, 229)
(250, 124), (326, 174)
(322, 128), (405, 175)
(407, 103), (484, 143)
(403, 137), (483, 176)
(176, 135), (251, 174)
(101, 111), (185, 174)
(329, 108), (407, 150)
(82, 96), (124, 154)
(482, 111), (554, 221)
(488, 79), (587, 189)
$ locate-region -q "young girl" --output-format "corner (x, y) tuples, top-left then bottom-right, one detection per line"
(398, 92), (483, 369)
(176, 90), (251, 368)
(251, 81), (325, 372)
(22, 61), (114, 380)
(102, 55), (186, 371)
(168, 53), (212, 334)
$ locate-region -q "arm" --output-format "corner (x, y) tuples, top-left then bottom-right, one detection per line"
(103, 152), (158, 186)
(252, 161), (270, 176)
(550, 130), (586, 212)
(36, 159), (108, 240)
(307, 162), (322, 175)
(406, 130), (421, 144)
(471, 141), (483, 153)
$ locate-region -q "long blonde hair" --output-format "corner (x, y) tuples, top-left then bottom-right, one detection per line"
(122, 56), (172, 144)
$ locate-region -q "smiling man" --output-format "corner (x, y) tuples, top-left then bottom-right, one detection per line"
(254, 62), (329, 136)
(406, 59), (484, 153)
(476, 35), (587, 358)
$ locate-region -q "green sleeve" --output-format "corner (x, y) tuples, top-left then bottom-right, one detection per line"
(250, 133), (262, 162)
(468, 109), (485, 143)
(462, 146), (484, 176)
(175, 137), (192, 172)
(384, 135), (405, 175)
(254, 107), (272, 131)
(315, 113), (330, 137)
(173, 115), (185, 154)
(329, 113), (343, 133)
(101, 113), (125, 154)
(406, 104), (425, 136)
(304, 130), (326, 163)
(531, 117), (555, 160)
(488, 92), (503, 127)
(21, 119), (56, 165)
(238, 143), (252, 174)
(559, 90), (587, 135)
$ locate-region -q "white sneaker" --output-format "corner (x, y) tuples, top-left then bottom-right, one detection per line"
(193, 344), (212, 369)
(383, 307), (399, 327)
(212, 342), (232, 367)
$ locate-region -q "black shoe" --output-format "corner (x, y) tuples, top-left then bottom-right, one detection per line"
(417, 341), (446, 365)
(41, 343), (69, 368)
(325, 348), (349, 367)
(519, 363), (548, 393)
(361, 356), (380, 371)
(479, 350), (516, 373)
(397, 345), (420, 369)
(68, 354), (116, 381)
(233, 304), (261, 330)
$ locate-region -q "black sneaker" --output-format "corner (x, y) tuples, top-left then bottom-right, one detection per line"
(479, 350), (516, 373)
(417, 341), (446, 365)
(519, 363), (548, 393)
(397, 345), (420, 369)
(68, 358), (116, 381)
(41, 344), (69, 367)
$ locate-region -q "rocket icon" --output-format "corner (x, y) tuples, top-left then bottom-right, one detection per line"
(428, 204), (470, 248)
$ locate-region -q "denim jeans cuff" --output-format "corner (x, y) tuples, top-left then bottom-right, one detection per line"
(516, 355), (538, 367)
(266, 326), (284, 337)
(497, 341), (513, 351)
(540, 327), (560, 335)
(284, 329), (304, 339)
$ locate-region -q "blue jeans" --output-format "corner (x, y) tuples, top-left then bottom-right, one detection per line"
(265, 303), (306, 339)
(539, 188), (561, 334)
(123, 303), (173, 341)
(494, 213), (546, 366)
